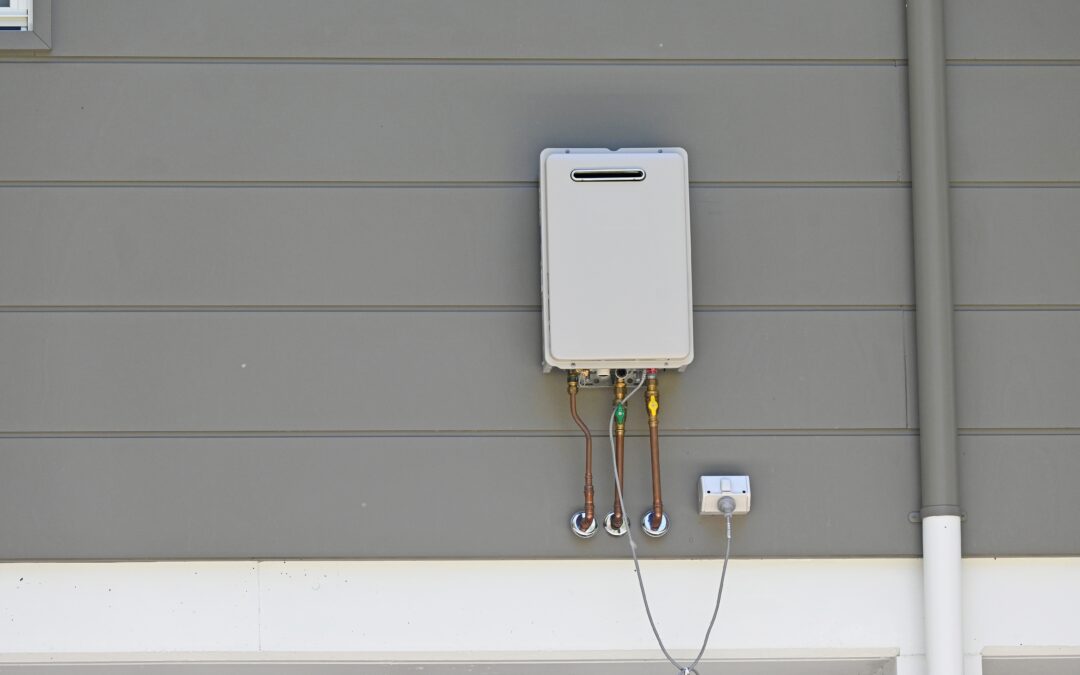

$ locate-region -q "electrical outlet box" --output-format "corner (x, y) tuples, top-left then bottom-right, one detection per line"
(699, 475), (751, 515)
(540, 147), (694, 372)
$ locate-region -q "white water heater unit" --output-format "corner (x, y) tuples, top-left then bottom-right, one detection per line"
(540, 147), (694, 372)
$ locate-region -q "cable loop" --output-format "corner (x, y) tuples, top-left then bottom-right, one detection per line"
(608, 370), (732, 675)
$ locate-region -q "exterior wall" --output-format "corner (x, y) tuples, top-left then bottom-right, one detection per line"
(1, 1), (1079, 673)
(1, 0), (1078, 561)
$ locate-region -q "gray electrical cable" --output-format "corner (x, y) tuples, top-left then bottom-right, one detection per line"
(609, 371), (733, 675)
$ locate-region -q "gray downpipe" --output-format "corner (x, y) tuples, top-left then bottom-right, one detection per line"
(906, 0), (964, 673)
(907, 0), (960, 519)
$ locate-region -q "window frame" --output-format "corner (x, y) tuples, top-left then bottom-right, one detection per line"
(0, 0), (51, 51)
(0, 0), (30, 31)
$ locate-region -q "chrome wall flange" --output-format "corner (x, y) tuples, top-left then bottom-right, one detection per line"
(603, 512), (629, 537)
(570, 510), (598, 538)
(641, 511), (669, 537)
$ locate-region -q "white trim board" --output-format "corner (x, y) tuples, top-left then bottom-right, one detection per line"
(2, 558), (1079, 675)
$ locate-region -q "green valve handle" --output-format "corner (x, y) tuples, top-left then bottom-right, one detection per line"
(615, 403), (627, 425)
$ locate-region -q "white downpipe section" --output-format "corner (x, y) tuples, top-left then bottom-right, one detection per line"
(923, 515), (964, 674)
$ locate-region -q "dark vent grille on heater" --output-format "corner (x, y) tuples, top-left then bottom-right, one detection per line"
(570, 168), (646, 182)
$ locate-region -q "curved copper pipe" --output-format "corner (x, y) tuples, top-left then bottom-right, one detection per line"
(645, 371), (664, 529)
(568, 374), (594, 529)
(611, 378), (628, 529)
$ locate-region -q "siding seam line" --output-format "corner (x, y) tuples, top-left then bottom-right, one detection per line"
(1, 305), (1078, 313)
(0, 429), (1076, 439)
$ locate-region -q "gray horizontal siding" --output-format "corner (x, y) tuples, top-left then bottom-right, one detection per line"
(955, 312), (1080, 429)
(22, 0), (1080, 61)
(1, 0), (1076, 562)
(947, 0), (1080, 60)
(0, 186), (913, 308)
(34, 0), (904, 60)
(0, 311), (907, 433)
(0, 63), (906, 182)
(0, 435), (920, 559)
(961, 435), (1080, 556)
(5, 186), (1080, 309)
(0, 658), (897, 675)
(903, 311), (1080, 430)
(5, 65), (1077, 184)
(949, 67), (1080, 182)
(8, 310), (1079, 435)
(3, 432), (1078, 559)
(953, 188), (1080, 306)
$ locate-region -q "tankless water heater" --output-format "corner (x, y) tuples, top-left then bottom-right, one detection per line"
(540, 147), (694, 372)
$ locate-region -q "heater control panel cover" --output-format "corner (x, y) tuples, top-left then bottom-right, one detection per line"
(540, 147), (694, 371)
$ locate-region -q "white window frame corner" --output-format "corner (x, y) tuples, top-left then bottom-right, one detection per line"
(0, 0), (51, 51)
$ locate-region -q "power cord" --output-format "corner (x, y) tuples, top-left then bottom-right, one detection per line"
(608, 371), (734, 675)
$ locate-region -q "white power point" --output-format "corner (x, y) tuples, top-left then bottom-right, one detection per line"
(699, 475), (751, 515)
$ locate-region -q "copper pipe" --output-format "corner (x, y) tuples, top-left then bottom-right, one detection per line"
(568, 372), (594, 529)
(611, 378), (628, 529)
(645, 370), (664, 529)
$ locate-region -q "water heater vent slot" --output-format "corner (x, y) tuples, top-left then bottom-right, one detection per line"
(571, 168), (646, 182)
